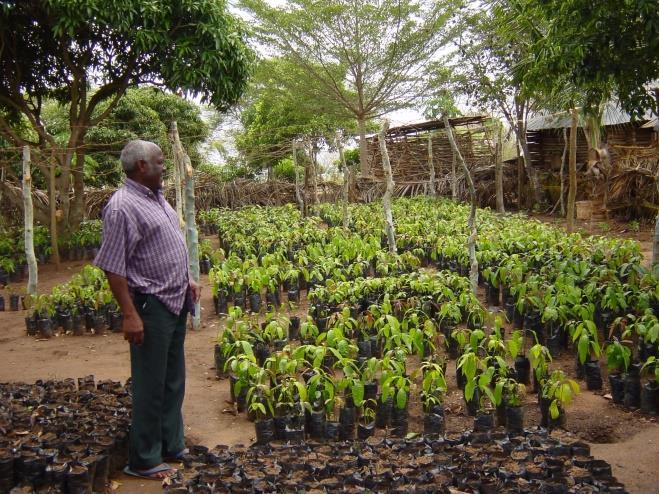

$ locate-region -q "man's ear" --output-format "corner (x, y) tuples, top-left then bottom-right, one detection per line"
(135, 159), (147, 173)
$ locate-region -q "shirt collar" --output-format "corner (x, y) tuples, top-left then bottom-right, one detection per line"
(125, 178), (160, 199)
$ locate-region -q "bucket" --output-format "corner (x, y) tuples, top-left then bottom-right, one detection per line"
(576, 200), (593, 220)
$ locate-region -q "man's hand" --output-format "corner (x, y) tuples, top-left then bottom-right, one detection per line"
(190, 280), (202, 303)
(123, 310), (144, 346)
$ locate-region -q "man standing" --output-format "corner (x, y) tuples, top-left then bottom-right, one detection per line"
(94, 139), (201, 479)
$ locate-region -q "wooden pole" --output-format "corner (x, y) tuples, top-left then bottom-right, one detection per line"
(451, 148), (458, 201)
(336, 132), (350, 228)
(378, 120), (397, 253)
(444, 115), (478, 294)
(567, 109), (578, 233)
(560, 128), (568, 216)
(22, 146), (38, 296)
(428, 132), (436, 197)
(516, 144), (523, 209)
(292, 142), (304, 216)
(171, 122), (200, 329)
(495, 125), (505, 213)
(169, 122), (185, 230)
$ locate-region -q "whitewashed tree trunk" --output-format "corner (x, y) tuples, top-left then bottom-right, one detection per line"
(495, 125), (505, 213)
(378, 120), (397, 253)
(171, 122), (200, 329)
(292, 142), (304, 215)
(22, 146), (38, 296)
(336, 132), (350, 228)
(169, 122), (185, 229)
(567, 109), (578, 233)
(443, 115), (478, 293)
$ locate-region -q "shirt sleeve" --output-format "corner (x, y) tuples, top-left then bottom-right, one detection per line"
(93, 208), (141, 277)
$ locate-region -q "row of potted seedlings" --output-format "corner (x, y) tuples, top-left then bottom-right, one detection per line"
(23, 266), (123, 339)
(58, 220), (103, 262)
(0, 376), (131, 493)
(0, 225), (51, 286)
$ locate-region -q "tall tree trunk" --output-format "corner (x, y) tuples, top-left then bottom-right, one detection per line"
(170, 122), (185, 229)
(567, 109), (578, 233)
(444, 115), (478, 293)
(171, 121), (200, 330)
(49, 154), (60, 269)
(310, 141), (319, 207)
(56, 153), (71, 233)
(22, 146), (38, 296)
(560, 128), (568, 216)
(495, 125), (505, 213)
(69, 147), (86, 229)
(337, 132), (350, 228)
(292, 142), (304, 216)
(428, 132), (436, 197)
(358, 117), (369, 177)
(378, 121), (396, 253)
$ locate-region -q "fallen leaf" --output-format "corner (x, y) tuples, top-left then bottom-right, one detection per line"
(109, 480), (121, 491)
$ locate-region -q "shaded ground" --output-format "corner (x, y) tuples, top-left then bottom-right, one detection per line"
(0, 219), (657, 493)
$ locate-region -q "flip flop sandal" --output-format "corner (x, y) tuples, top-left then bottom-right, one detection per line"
(163, 448), (189, 463)
(123, 463), (176, 480)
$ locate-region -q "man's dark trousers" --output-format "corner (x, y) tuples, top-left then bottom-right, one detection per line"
(129, 293), (187, 469)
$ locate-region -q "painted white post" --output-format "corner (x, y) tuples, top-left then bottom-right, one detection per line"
(22, 146), (38, 296)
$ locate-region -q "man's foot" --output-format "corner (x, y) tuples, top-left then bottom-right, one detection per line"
(123, 463), (176, 480)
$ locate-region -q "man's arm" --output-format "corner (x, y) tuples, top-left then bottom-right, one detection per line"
(105, 271), (144, 345)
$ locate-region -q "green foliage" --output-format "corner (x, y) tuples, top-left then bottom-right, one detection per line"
(542, 370), (580, 420)
(241, 0), (456, 171)
(235, 57), (355, 175)
(272, 158), (304, 183)
(500, 0), (659, 117)
(0, 0), (253, 227)
(605, 339), (631, 374)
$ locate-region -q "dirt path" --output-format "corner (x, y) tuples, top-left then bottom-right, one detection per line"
(0, 217), (658, 492)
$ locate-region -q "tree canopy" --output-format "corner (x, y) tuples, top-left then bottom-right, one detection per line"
(235, 58), (356, 177)
(240, 0), (456, 175)
(0, 0), (252, 230)
(498, 0), (659, 118)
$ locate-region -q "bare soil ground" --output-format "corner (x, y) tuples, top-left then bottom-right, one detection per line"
(0, 218), (658, 493)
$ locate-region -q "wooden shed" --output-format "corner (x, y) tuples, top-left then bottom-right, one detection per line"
(526, 104), (657, 173)
(361, 116), (499, 201)
(523, 104), (659, 216)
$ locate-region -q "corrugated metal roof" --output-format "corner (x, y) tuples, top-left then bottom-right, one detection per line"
(526, 102), (655, 131)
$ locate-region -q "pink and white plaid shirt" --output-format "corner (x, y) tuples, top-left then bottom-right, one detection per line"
(94, 178), (191, 315)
